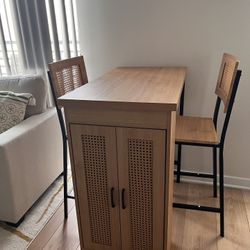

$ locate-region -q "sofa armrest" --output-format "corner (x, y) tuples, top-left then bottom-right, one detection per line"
(0, 108), (59, 146)
(0, 108), (63, 223)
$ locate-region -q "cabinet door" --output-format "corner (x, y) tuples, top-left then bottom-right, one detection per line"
(116, 128), (166, 250)
(70, 124), (121, 250)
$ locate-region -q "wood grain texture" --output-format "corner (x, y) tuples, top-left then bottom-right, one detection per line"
(243, 190), (250, 229)
(59, 67), (186, 111)
(28, 183), (250, 250)
(116, 128), (166, 250)
(173, 183), (250, 250)
(172, 182), (188, 249)
(173, 183), (218, 250)
(69, 125), (121, 250)
(215, 53), (239, 113)
(164, 111), (176, 250)
(43, 206), (79, 250)
(217, 188), (250, 250)
(66, 120), (85, 249)
(63, 102), (170, 130)
(27, 199), (75, 250)
(175, 116), (219, 145)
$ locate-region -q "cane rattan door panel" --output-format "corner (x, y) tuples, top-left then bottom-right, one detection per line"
(116, 128), (166, 250)
(70, 124), (121, 250)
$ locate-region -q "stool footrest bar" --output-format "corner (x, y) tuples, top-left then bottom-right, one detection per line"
(174, 170), (214, 179)
(173, 202), (220, 213)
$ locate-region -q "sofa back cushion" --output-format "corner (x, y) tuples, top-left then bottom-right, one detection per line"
(0, 91), (36, 134)
(0, 75), (47, 117)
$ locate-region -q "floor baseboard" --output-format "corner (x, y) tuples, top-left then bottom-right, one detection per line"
(175, 170), (250, 190)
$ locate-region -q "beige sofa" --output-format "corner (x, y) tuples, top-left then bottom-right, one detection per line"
(0, 75), (62, 224)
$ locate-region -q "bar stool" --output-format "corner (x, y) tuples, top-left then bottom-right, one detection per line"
(48, 56), (88, 219)
(174, 53), (242, 237)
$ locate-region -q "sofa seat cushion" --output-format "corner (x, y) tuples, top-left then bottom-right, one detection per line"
(0, 75), (47, 117)
(0, 91), (35, 134)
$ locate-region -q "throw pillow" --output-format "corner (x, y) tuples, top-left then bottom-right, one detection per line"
(0, 76), (47, 118)
(0, 91), (36, 134)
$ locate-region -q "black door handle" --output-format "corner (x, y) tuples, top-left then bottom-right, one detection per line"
(122, 188), (126, 209)
(111, 187), (115, 208)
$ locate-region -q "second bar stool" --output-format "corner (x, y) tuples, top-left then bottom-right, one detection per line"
(174, 53), (242, 237)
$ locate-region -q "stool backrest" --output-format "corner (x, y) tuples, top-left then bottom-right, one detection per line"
(213, 53), (241, 146)
(215, 53), (239, 113)
(48, 56), (88, 101)
(48, 56), (88, 139)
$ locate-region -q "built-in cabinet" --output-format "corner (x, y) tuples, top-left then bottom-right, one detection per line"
(71, 124), (166, 250)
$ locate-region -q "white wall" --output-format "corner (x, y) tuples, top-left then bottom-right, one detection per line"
(76, 0), (250, 188)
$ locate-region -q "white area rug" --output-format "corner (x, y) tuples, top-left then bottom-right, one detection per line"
(0, 174), (73, 250)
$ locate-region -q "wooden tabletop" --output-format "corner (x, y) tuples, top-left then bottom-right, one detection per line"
(59, 67), (186, 111)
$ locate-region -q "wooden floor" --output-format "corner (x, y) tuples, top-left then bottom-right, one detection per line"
(28, 182), (250, 250)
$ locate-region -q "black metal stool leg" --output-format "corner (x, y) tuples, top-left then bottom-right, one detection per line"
(213, 147), (217, 198)
(219, 147), (224, 237)
(63, 137), (68, 219)
(176, 84), (185, 183)
(176, 144), (182, 183)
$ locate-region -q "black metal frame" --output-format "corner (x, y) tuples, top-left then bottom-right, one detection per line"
(47, 71), (75, 219)
(173, 70), (242, 237)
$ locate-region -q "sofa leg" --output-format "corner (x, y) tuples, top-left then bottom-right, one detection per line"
(6, 215), (25, 228)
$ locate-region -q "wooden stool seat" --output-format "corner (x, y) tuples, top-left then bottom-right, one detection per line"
(176, 116), (219, 145)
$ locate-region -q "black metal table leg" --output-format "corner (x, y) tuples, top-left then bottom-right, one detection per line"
(176, 145), (182, 183)
(213, 147), (217, 197)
